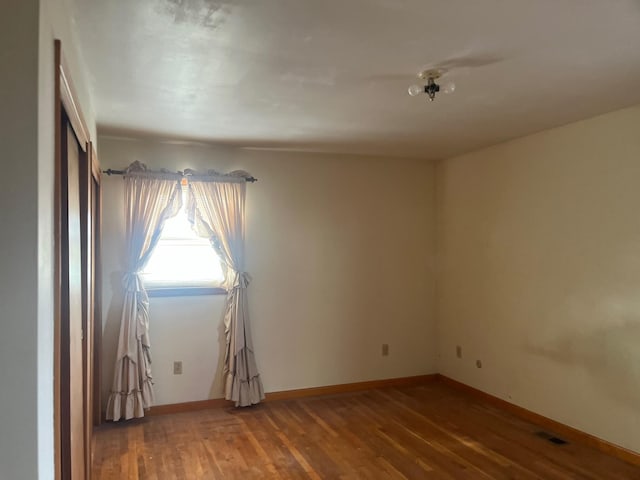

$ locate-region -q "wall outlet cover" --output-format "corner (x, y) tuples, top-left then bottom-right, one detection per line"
(173, 361), (183, 375)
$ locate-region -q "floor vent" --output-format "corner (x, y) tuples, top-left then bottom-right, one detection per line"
(535, 431), (568, 445)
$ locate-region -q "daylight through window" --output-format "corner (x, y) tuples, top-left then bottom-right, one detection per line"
(141, 186), (224, 289)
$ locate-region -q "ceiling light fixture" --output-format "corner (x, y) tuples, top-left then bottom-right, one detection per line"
(408, 69), (455, 101)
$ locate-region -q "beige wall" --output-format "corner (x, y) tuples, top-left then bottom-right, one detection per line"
(39, 0), (96, 476)
(0, 3), (40, 478)
(99, 137), (437, 406)
(0, 0), (95, 478)
(436, 104), (640, 452)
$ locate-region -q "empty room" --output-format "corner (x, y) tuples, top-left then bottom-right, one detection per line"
(2, 0), (640, 479)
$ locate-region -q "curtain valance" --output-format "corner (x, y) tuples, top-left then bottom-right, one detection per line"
(112, 161), (257, 184)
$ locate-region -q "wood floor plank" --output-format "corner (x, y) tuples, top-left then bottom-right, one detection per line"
(93, 383), (640, 479)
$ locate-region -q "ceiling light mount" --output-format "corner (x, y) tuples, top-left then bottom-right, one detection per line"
(408, 68), (455, 101)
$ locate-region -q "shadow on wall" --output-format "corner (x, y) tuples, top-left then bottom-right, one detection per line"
(101, 271), (126, 407)
(525, 320), (640, 410)
(209, 310), (227, 399)
(104, 268), (229, 405)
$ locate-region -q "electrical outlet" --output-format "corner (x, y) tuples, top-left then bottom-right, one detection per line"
(382, 344), (389, 356)
(173, 361), (183, 375)
(476, 360), (482, 369)
(456, 345), (462, 359)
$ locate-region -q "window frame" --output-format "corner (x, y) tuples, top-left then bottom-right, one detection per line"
(146, 285), (227, 298)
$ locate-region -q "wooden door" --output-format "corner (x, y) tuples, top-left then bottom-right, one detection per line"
(81, 144), (103, 475)
(55, 39), (97, 480)
(61, 117), (87, 480)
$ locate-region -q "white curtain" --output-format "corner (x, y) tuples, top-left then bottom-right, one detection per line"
(187, 174), (264, 407)
(106, 162), (182, 421)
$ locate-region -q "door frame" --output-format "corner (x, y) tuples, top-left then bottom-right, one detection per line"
(82, 143), (103, 466)
(54, 39), (97, 480)
(89, 145), (102, 430)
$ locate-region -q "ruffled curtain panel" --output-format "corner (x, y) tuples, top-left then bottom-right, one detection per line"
(187, 175), (265, 407)
(106, 162), (182, 421)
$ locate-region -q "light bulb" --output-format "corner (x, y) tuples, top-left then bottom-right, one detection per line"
(408, 84), (423, 97)
(443, 81), (456, 94)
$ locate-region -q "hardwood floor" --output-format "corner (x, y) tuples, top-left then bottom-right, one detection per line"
(92, 383), (640, 479)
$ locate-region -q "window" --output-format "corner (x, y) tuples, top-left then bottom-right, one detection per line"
(141, 185), (225, 295)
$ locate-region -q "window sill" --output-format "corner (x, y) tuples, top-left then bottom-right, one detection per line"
(146, 286), (227, 298)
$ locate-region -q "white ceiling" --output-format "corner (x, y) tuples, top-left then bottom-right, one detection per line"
(72, 0), (640, 159)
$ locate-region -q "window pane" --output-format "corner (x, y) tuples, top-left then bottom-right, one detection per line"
(160, 209), (206, 241)
(141, 198), (224, 288)
(142, 243), (224, 286)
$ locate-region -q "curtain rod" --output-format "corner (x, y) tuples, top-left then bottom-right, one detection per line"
(102, 168), (258, 183)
